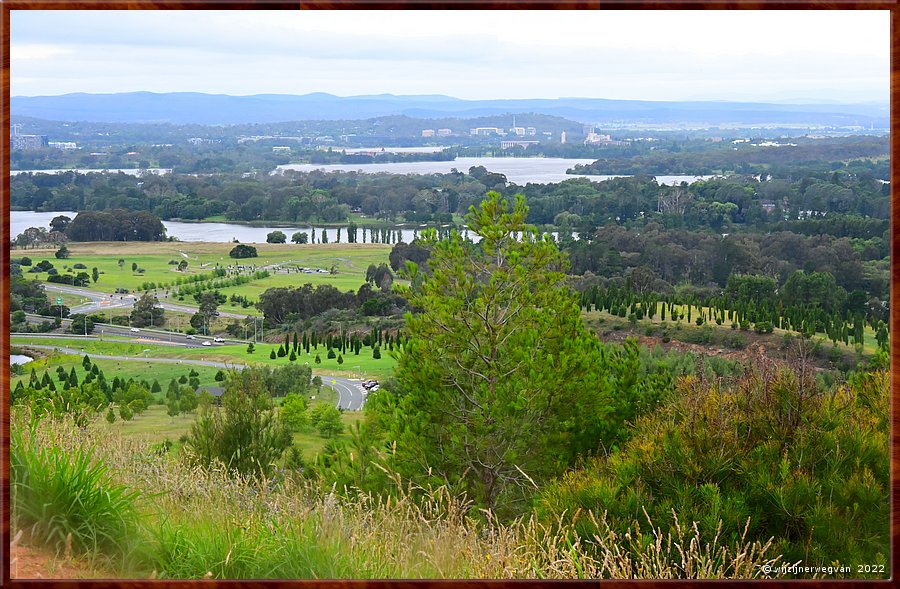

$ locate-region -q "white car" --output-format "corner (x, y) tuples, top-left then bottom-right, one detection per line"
(202, 341), (212, 346)
(186, 334), (196, 340)
(130, 327), (140, 333)
(213, 337), (224, 342)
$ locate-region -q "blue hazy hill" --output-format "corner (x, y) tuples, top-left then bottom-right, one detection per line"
(10, 91), (888, 127)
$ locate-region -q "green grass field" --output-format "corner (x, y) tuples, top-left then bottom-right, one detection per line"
(169, 343), (397, 379)
(21, 243), (393, 309)
(11, 353), (223, 391)
(93, 398), (364, 459)
(12, 336), (398, 380)
(14, 343), (372, 460)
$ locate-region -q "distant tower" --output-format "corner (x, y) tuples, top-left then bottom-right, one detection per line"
(12, 124), (22, 136)
(560, 131), (567, 144)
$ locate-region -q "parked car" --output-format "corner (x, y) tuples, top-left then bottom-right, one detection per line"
(362, 380), (379, 390)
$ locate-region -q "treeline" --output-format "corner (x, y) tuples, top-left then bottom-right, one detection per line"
(563, 224), (888, 304)
(520, 173), (889, 229)
(10, 155), (888, 233)
(578, 273), (889, 349)
(257, 280), (406, 324)
(308, 148), (457, 164)
(570, 135), (889, 176)
(9, 167), (497, 223)
(66, 209), (167, 241)
(12, 355), (156, 427)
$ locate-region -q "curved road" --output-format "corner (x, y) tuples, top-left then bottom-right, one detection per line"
(16, 343), (368, 410)
(43, 284), (250, 319)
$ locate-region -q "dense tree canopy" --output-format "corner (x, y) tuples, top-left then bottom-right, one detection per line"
(65, 209), (166, 242)
(373, 192), (666, 514)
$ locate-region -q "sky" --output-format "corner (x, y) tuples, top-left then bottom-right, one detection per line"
(10, 10), (890, 104)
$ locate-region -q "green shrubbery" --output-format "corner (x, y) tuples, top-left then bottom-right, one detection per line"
(11, 413), (143, 565)
(536, 352), (890, 573)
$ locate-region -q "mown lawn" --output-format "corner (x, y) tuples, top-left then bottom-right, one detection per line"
(20, 243), (393, 307)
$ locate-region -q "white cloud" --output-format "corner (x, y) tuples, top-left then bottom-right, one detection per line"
(10, 9), (890, 103)
(12, 43), (73, 60)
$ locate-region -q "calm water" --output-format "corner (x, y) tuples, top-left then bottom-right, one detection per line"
(11, 168), (172, 176)
(9, 159), (715, 187)
(275, 157), (716, 186)
(10, 355), (33, 365)
(11, 211), (579, 244)
(11, 211), (475, 244)
(12, 157), (714, 242)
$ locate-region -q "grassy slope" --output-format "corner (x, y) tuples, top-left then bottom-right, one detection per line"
(12, 336), (398, 379)
(21, 243), (393, 313)
(14, 349), (370, 458)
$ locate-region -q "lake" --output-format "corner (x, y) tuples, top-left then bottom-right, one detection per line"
(10, 355), (33, 366)
(11, 168), (172, 176)
(275, 157), (716, 186)
(11, 211), (481, 244)
(9, 159), (716, 187)
(12, 156), (714, 243)
(11, 211), (578, 245)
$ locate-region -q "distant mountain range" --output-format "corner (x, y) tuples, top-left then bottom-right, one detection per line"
(9, 92), (889, 128)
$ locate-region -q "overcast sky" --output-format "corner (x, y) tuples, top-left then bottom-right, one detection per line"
(10, 10), (890, 103)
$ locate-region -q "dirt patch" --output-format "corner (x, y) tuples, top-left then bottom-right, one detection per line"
(9, 543), (105, 579)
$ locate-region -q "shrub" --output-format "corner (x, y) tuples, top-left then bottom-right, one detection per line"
(11, 413), (142, 561)
(753, 321), (774, 334)
(537, 357), (890, 570)
(229, 244), (258, 259)
(185, 370), (292, 477)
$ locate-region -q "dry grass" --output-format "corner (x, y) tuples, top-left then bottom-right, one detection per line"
(13, 409), (790, 579)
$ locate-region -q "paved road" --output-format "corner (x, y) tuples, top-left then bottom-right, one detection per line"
(21, 314), (239, 349)
(317, 375), (368, 411)
(43, 284), (250, 319)
(14, 342), (366, 410)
